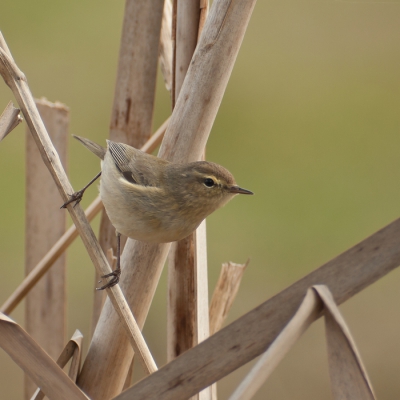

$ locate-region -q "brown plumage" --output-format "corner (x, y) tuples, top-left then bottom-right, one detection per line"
(73, 135), (253, 243)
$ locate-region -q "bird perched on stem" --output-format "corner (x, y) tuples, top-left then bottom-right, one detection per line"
(62, 135), (253, 289)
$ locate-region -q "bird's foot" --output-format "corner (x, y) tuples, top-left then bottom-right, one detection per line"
(96, 268), (121, 290)
(60, 189), (86, 209)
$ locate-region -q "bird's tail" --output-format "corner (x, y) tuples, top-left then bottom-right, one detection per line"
(73, 135), (106, 160)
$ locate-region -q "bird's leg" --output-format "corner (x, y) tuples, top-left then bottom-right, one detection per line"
(60, 171), (102, 209)
(96, 231), (122, 290)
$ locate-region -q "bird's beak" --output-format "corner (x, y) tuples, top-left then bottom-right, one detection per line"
(228, 186), (254, 195)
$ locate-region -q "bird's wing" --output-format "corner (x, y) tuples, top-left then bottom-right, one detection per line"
(107, 140), (168, 187)
(73, 135), (106, 160)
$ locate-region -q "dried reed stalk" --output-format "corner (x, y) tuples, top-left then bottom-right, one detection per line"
(167, 5), (211, 400)
(0, 101), (22, 141)
(193, 221), (210, 345)
(24, 98), (69, 399)
(31, 329), (84, 400)
(115, 216), (400, 399)
(167, 236), (196, 360)
(198, 0), (209, 41)
(169, 0), (212, 358)
(93, 0), (165, 338)
(209, 260), (249, 335)
(159, 0), (173, 92)
(0, 34), (156, 376)
(174, 0), (200, 100)
(168, 221), (211, 360)
(78, 0), (256, 397)
(0, 119), (167, 316)
(0, 314), (87, 400)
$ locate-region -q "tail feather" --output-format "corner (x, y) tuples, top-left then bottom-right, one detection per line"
(73, 135), (106, 160)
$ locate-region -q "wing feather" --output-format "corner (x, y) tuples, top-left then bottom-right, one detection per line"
(107, 140), (169, 187)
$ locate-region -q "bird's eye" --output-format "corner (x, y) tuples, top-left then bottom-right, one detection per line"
(204, 178), (215, 187)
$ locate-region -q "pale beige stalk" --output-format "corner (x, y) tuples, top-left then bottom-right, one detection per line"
(167, 3), (211, 399)
(0, 33), (157, 376)
(77, 0), (257, 397)
(25, 98), (69, 399)
(159, 0), (173, 92)
(174, 0), (200, 100)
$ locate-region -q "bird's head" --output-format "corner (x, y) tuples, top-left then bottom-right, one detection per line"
(166, 161), (253, 218)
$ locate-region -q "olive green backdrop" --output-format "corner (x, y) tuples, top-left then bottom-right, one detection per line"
(1, 1), (400, 399)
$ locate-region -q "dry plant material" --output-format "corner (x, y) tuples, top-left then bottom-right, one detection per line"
(321, 286), (376, 400)
(78, 0), (257, 397)
(0, 100), (22, 141)
(167, 4), (211, 399)
(193, 221), (210, 346)
(91, 248), (116, 337)
(31, 330), (84, 400)
(209, 260), (249, 335)
(25, 98), (69, 398)
(174, 0), (200, 99)
(159, 0), (173, 92)
(0, 314), (87, 400)
(168, 235), (196, 360)
(0, 118), (167, 316)
(0, 34), (156, 376)
(114, 216), (400, 400)
(229, 285), (375, 400)
(198, 0), (209, 40)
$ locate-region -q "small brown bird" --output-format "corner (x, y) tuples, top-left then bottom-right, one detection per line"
(63, 135), (253, 288)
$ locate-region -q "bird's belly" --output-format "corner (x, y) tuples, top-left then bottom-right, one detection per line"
(100, 180), (197, 243)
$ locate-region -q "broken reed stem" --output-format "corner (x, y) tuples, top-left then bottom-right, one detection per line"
(0, 101), (22, 141)
(31, 329), (84, 400)
(209, 260), (249, 335)
(208, 260), (248, 400)
(0, 118), (168, 316)
(0, 35), (157, 375)
(0, 314), (87, 400)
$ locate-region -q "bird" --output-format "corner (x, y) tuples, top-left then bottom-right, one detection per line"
(62, 135), (253, 288)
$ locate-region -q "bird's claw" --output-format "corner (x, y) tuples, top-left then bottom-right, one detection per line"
(60, 189), (85, 209)
(96, 268), (121, 290)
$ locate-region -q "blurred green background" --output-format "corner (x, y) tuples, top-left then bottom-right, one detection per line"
(1, 0), (400, 398)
